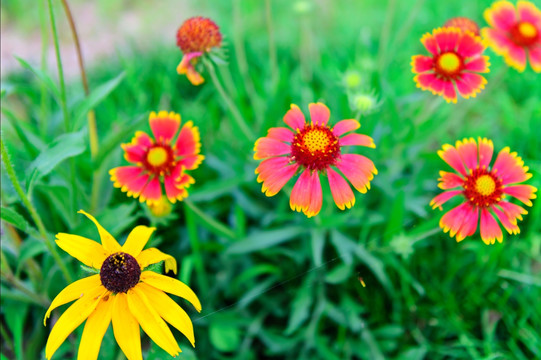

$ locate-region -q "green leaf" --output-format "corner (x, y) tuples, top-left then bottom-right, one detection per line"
(14, 56), (60, 101)
(35, 184), (75, 225)
(285, 277), (313, 335)
(209, 321), (241, 352)
(0, 207), (29, 233)
(72, 72), (126, 130)
(384, 190), (405, 241)
(16, 237), (47, 274)
(80, 265), (100, 274)
(3, 301), (29, 360)
(331, 231), (392, 293)
(1, 107), (42, 157)
(184, 200), (236, 240)
(226, 226), (306, 254)
(27, 130), (87, 180)
(311, 229), (325, 266)
(498, 269), (541, 287)
(143, 261), (164, 274)
(325, 263), (352, 284)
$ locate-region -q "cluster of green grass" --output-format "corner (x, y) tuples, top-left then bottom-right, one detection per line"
(1, 0), (541, 359)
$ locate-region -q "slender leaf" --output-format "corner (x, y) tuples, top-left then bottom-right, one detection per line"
(14, 56), (60, 101)
(27, 130), (87, 179)
(72, 72), (126, 130)
(226, 226), (306, 254)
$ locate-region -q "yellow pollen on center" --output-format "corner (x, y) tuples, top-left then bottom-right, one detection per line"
(438, 52), (460, 72)
(303, 129), (329, 153)
(147, 147), (168, 167)
(475, 175), (496, 196)
(518, 22), (537, 38)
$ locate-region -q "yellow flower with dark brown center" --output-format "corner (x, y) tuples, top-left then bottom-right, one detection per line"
(43, 210), (201, 360)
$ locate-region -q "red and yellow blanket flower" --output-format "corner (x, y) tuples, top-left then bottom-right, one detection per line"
(444, 17), (480, 36)
(110, 111), (204, 206)
(254, 103), (378, 218)
(44, 210), (201, 360)
(482, 1), (541, 72)
(430, 138), (537, 245)
(176, 16), (223, 85)
(412, 27), (490, 103)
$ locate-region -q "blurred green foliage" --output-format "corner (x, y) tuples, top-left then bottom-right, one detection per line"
(1, 0), (541, 359)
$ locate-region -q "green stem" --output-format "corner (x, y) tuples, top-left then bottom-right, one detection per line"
(265, 0), (278, 82)
(183, 203), (210, 297)
(60, 0), (99, 159)
(47, 0), (70, 132)
(232, 0), (265, 127)
(47, 0), (78, 215)
(0, 272), (51, 308)
(389, 0), (426, 52)
(1, 138), (73, 284)
(204, 59), (255, 141)
(38, 0), (49, 137)
(0, 322), (14, 353)
(377, 0), (396, 73)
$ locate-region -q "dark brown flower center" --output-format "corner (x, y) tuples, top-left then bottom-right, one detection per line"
(291, 124), (340, 171)
(142, 144), (176, 176)
(463, 168), (503, 207)
(435, 51), (463, 79)
(100, 252), (141, 293)
(510, 21), (538, 47)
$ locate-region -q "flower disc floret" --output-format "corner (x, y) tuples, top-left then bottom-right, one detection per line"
(481, 1), (541, 72)
(435, 52), (463, 77)
(176, 16), (222, 53)
(510, 21), (539, 46)
(463, 169), (503, 207)
(144, 145), (176, 174)
(291, 124), (340, 171)
(100, 252), (141, 293)
(412, 27), (490, 103)
(254, 103), (377, 218)
(430, 137), (537, 245)
(444, 17), (480, 35)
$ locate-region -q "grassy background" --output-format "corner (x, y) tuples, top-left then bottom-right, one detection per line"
(1, 0), (541, 359)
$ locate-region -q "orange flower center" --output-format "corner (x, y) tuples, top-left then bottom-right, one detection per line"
(510, 21), (539, 47)
(291, 124), (340, 171)
(143, 144), (176, 176)
(444, 17), (480, 36)
(176, 16), (222, 53)
(435, 52), (462, 78)
(147, 147), (168, 167)
(463, 168), (503, 207)
(475, 175), (496, 196)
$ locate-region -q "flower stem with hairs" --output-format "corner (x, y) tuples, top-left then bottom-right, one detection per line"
(1, 137), (73, 283)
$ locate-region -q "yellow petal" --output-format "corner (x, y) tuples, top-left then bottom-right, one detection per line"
(127, 286), (181, 357)
(78, 210), (121, 253)
(55, 233), (108, 269)
(121, 225), (156, 258)
(44, 275), (102, 326)
(140, 272), (201, 312)
(45, 286), (107, 360)
(137, 282), (195, 346)
(77, 293), (114, 360)
(136, 248), (177, 274)
(112, 294), (142, 360)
